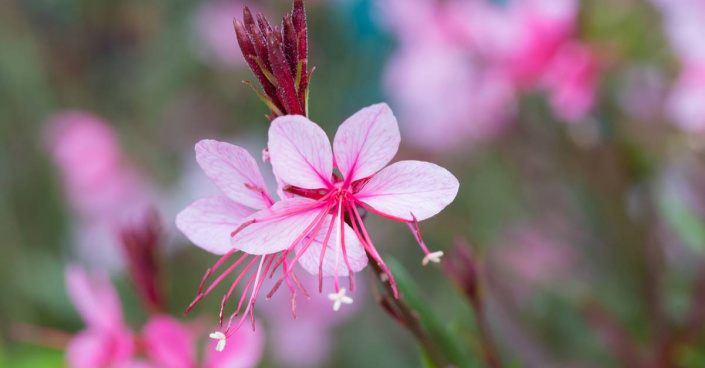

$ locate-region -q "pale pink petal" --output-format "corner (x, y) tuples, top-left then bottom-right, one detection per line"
(231, 198), (328, 255)
(114, 361), (155, 368)
(66, 330), (112, 368)
(356, 160), (459, 221)
(205, 321), (264, 368)
(269, 321), (330, 368)
(142, 316), (195, 368)
(65, 266), (124, 332)
(66, 329), (135, 368)
(176, 196), (253, 255)
(333, 103), (400, 183)
(195, 140), (270, 210)
(268, 115), (333, 190)
(296, 215), (368, 276)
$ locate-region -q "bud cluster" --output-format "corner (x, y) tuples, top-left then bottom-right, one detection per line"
(234, 0), (311, 119)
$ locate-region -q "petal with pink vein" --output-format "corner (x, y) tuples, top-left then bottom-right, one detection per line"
(333, 103), (400, 183)
(269, 115), (333, 190)
(296, 215), (368, 276)
(195, 140), (270, 210)
(176, 196), (253, 255)
(230, 198), (328, 255)
(356, 160), (459, 221)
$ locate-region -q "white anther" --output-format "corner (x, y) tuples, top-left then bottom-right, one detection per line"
(422, 251), (444, 266)
(328, 287), (353, 311)
(209, 331), (227, 352)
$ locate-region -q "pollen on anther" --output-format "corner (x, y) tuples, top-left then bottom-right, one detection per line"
(422, 251), (444, 266)
(209, 331), (227, 352)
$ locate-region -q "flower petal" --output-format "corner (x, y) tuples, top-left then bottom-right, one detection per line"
(205, 321), (264, 368)
(333, 103), (400, 183)
(231, 198), (328, 255)
(296, 215), (368, 276)
(268, 115), (333, 189)
(355, 160), (459, 221)
(195, 140), (270, 210)
(176, 196), (253, 255)
(65, 266), (124, 332)
(66, 329), (135, 368)
(142, 316), (195, 368)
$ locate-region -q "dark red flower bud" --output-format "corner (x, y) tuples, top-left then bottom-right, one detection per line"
(267, 30), (304, 115)
(282, 14), (298, 77)
(233, 0), (312, 117)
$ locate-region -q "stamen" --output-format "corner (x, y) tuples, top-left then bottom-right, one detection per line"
(218, 256), (259, 327)
(317, 203), (338, 292)
(339, 199), (355, 291)
(407, 213), (443, 266)
(347, 201), (398, 298)
(270, 198), (335, 278)
(185, 251), (247, 315)
(422, 251), (444, 266)
(328, 287), (353, 311)
(209, 331), (227, 352)
(334, 200), (342, 292)
(230, 192), (333, 238)
(284, 203), (333, 274)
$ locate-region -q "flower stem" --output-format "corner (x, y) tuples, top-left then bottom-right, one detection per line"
(367, 255), (450, 368)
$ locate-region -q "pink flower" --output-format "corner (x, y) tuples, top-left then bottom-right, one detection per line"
(65, 266), (136, 368)
(175, 139), (285, 347)
(176, 103), (459, 346)
(666, 65), (705, 132)
(143, 316), (263, 368)
(542, 43), (601, 122)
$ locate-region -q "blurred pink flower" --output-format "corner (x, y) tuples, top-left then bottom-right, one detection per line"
(667, 65), (705, 133)
(65, 267), (264, 368)
(542, 43), (601, 122)
(450, 0), (578, 86)
(379, 0), (517, 151)
(261, 271), (363, 368)
(47, 111), (147, 218)
(65, 266), (136, 368)
(651, 0), (705, 131)
(47, 111), (151, 269)
(143, 316), (263, 368)
(380, 0), (597, 150)
(384, 40), (515, 151)
(651, 0), (705, 65)
(193, 0), (249, 67)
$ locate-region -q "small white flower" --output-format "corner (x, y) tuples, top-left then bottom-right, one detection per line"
(328, 287), (354, 311)
(422, 251), (444, 266)
(209, 331), (227, 352)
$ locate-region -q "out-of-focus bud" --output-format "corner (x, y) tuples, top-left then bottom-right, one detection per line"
(119, 207), (164, 313)
(442, 238), (481, 307)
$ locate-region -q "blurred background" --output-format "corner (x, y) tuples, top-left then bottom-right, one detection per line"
(2, 0), (705, 367)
